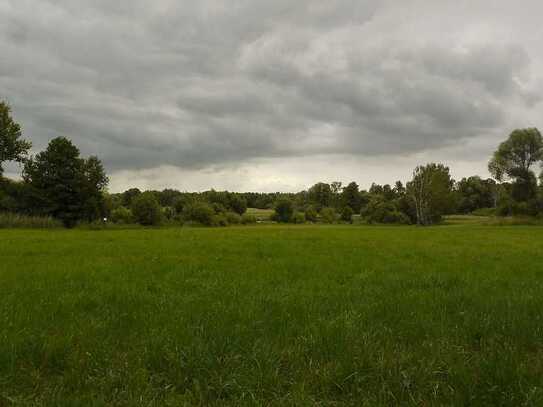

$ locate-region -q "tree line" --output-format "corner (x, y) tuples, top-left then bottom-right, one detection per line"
(1, 101), (543, 227)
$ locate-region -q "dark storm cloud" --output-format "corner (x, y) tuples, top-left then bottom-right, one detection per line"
(1, 0), (542, 175)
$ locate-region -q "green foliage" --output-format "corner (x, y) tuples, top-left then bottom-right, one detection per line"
(183, 201), (216, 226)
(110, 206), (133, 224)
(23, 137), (108, 227)
(292, 211), (306, 224)
(341, 182), (362, 213)
(489, 128), (543, 207)
(131, 192), (162, 226)
(228, 194), (247, 215)
(162, 206), (176, 222)
(212, 213), (229, 227)
(225, 211), (241, 225)
(0, 212), (61, 228)
(273, 199), (294, 223)
(122, 188), (142, 207)
(340, 206), (354, 223)
(211, 202), (228, 214)
(488, 128), (543, 182)
(511, 170), (538, 202)
(407, 163), (454, 225)
(0, 101), (31, 176)
(304, 206), (318, 222)
(320, 207), (337, 224)
(241, 213), (257, 224)
(308, 182), (333, 209)
(363, 196), (410, 224)
(455, 176), (497, 214)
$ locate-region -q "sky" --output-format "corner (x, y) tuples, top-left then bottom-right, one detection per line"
(1, 0), (542, 192)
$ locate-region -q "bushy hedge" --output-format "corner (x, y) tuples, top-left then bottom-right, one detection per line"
(241, 213), (257, 224)
(110, 206), (133, 224)
(320, 207), (337, 224)
(340, 206), (354, 223)
(182, 201), (216, 226)
(292, 212), (306, 224)
(131, 192), (162, 226)
(362, 197), (410, 224)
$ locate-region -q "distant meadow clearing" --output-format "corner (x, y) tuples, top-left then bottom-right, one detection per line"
(1, 224), (543, 406)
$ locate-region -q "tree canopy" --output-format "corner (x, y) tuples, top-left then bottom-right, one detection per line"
(23, 137), (108, 227)
(488, 128), (543, 182)
(0, 101), (31, 176)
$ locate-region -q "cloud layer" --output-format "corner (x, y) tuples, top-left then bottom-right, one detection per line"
(1, 0), (542, 191)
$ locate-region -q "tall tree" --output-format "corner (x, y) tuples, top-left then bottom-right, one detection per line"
(407, 163), (454, 225)
(341, 182), (362, 212)
(488, 128), (543, 202)
(23, 137), (108, 227)
(0, 101), (31, 177)
(308, 182), (333, 210)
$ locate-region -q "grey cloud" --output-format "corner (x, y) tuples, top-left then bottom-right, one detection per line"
(1, 0), (542, 182)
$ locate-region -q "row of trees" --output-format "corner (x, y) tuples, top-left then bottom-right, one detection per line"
(1, 100), (543, 227)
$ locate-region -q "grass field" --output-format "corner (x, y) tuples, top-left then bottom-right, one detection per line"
(1, 225), (543, 406)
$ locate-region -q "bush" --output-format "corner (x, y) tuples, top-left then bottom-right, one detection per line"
(226, 211), (241, 225)
(362, 197), (410, 225)
(273, 199), (294, 223)
(0, 212), (62, 229)
(496, 199), (539, 217)
(163, 206), (176, 221)
(229, 195), (247, 215)
(292, 211), (306, 224)
(340, 206), (354, 223)
(305, 206), (318, 222)
(110, 206), (133, 224)
(320, 207), (337, 224)
(131, 192), (162, 226)
(212, 202), (227, 214)
(183, 201), (215, 226)
(241, 213), (257, 224)
(212, 214), (229, 227)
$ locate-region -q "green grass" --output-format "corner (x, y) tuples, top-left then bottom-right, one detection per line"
(1, 225), (543, 405)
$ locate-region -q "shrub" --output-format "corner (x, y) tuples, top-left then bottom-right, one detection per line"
(229, 195), (247, 215)
(131, 192), (162, 226)
(340, 206), (354, 223)
(212, 202), (227, 214)
(183, 201), (215, 226)
(320, 207), (337, 224)
(163, 206), (176, 221)
(362, 197), (410, 224)
(241, 213), (257, 224)
(496, 199), (539, 217)
(0, 212), (62, 229)
(212, 214), (229, 227)
(292, 211), (306, 224)
(110, 206), (133, 224)
(305, 206), (318, 222)
(173, 197), (187, 216)
(226, 212), (241, 225)
(273, 199), (294, 223)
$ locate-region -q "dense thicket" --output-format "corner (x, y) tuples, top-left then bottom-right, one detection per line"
(1, 101), (543, 227)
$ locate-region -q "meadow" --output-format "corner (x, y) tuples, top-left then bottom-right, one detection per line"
(1, 224), (543, 406)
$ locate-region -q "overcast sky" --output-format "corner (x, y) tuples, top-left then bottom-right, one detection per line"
(1, 1), (542, 192)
